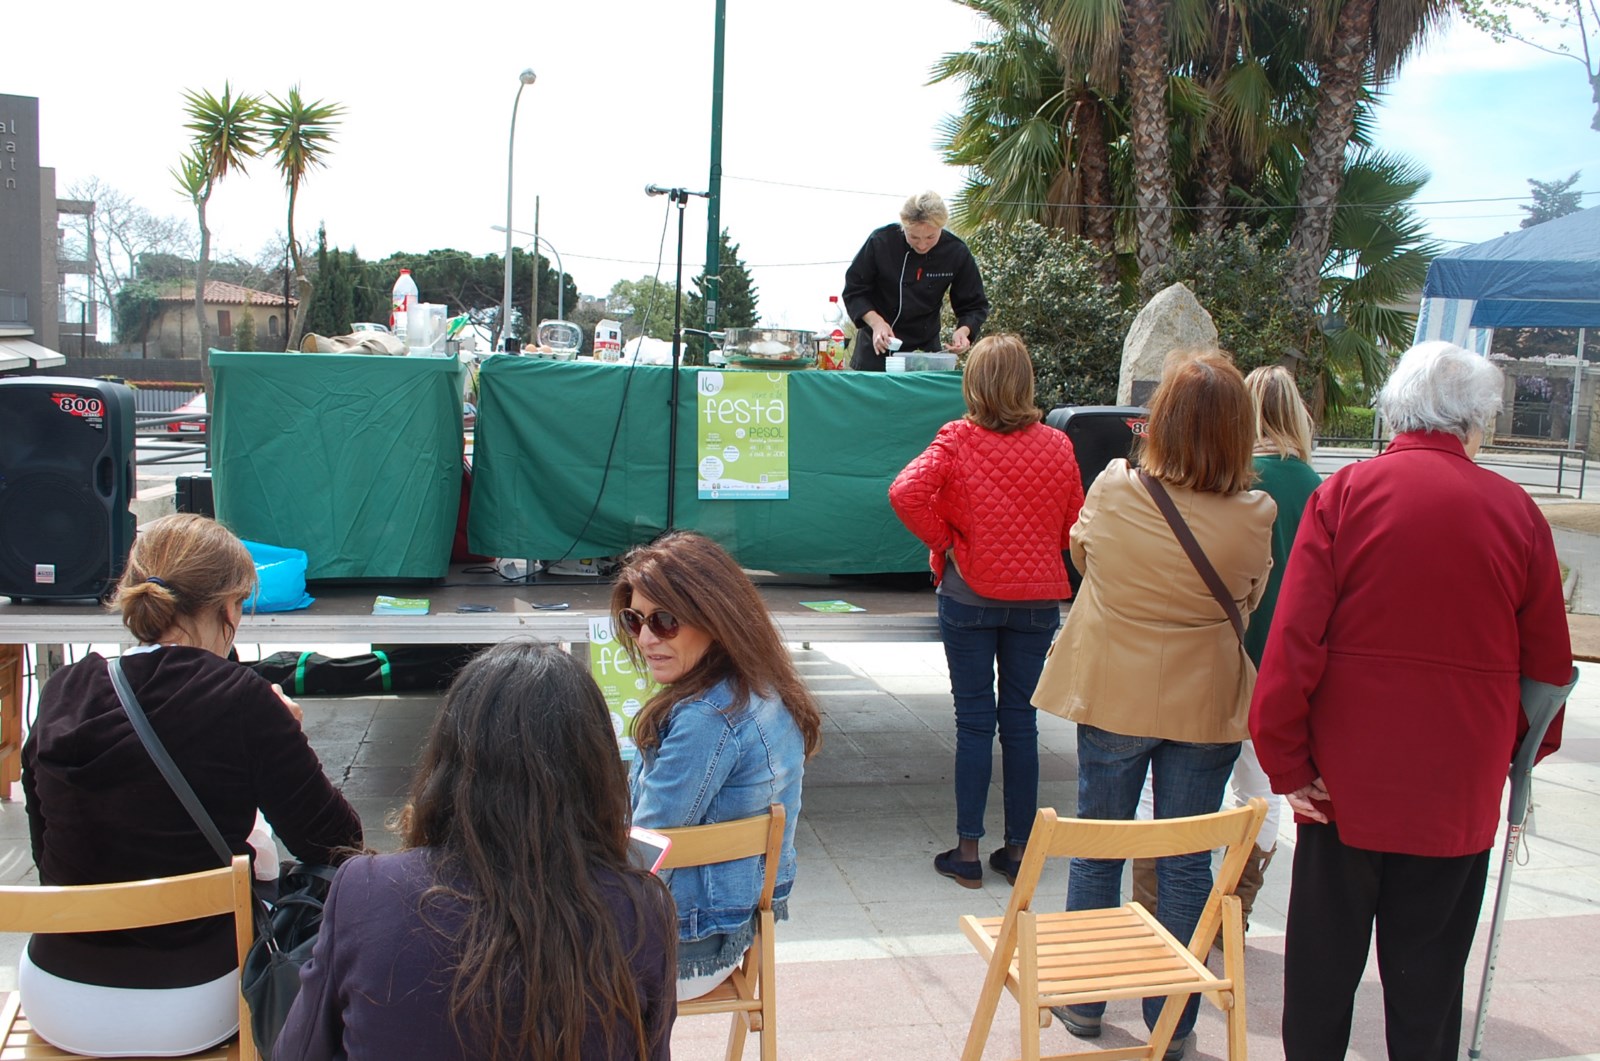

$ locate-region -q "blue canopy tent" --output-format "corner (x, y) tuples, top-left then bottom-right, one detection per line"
(1415, 204), (1600, 352)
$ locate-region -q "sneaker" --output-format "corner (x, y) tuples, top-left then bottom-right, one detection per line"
(933, 848), (983, 889)
(988, 848), (1022, 886)
(1050, 1005), (1102, 1038)
(1163, 1032), (1195, 1060)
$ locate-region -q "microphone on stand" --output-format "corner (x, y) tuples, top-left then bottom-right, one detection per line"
(645, 184), (670, 196)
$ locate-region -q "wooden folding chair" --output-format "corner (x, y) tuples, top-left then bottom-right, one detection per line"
(0, 855), (257, 1061)
(658, 804), (786, 1061)
(961, 798), (1268, 1061)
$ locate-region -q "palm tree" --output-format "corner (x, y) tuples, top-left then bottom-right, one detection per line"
(260, 87), (344, 350)
(1287, 0), (1453, 302)
(174, 83), (263, 379)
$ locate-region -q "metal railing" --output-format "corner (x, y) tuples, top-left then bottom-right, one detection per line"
(1312, 436), (1588, 499)
(134, 411), (209, 468)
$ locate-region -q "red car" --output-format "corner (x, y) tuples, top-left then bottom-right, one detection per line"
(166, 392), (207, 436)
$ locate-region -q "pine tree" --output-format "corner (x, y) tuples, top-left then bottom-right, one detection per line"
(1521, 172), (1583, 229)
(684, 230), (760, 365)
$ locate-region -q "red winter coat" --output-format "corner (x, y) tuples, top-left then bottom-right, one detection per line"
(889, 419), (1084, 600)
(1249, 432), (1572, 857)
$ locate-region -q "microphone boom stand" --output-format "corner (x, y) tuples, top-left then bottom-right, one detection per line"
(644, 184), (706, 533)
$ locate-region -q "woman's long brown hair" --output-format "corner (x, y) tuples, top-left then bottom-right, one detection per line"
(610, 531), (823, 757)
(400, 640), (675, 1061)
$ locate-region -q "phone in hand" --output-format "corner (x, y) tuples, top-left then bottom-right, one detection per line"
(628, 825), (673, 874)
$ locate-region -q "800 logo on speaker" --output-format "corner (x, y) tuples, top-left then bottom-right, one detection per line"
(50, 392), (106, 428)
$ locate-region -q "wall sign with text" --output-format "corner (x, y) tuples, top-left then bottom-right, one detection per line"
(696, 370), (790, 500)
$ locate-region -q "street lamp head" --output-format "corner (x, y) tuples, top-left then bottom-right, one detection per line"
(519, 68), (538, 86)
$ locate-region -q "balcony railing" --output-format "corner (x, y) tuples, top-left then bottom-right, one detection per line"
(0, 291), (27, 329)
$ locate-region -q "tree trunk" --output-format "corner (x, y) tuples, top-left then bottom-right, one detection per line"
(1074, 87), (1118, 287)
(1196, 134), (1232, 239)
(285, 180), (307, 351)
(194, 197), (212, 394)
(1289, 0), (1376, 304)
(1126, 0), (1174, 274)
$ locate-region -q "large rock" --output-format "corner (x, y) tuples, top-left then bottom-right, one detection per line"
(1117, 283), (1219, 406)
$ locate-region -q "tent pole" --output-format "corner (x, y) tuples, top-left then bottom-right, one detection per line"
(1572, 329), (1586, 452)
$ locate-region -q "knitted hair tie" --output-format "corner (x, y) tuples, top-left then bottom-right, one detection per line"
(145, 576), (168, 588)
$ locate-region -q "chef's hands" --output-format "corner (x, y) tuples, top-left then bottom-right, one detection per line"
(1286, 776), (1331, 823)
(271, 683), (304, 724)
(868, 316), (896, 355)
(945, 326), (972, 354)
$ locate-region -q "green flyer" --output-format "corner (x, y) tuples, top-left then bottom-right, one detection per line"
(588, 616), (658, 760)
(696, 370), (790, 499)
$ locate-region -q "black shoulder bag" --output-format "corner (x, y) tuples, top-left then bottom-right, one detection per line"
(108, 656), (335, 1060)
(1137, 470), (1246, 646)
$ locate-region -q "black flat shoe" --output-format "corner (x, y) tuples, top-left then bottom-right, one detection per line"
(1050, 1005), (1102, 1038)
(934, 848), (983, 889)
(988, 848), (1022, 885)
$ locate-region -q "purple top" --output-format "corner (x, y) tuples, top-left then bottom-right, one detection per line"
(277, 847), (677, 1060)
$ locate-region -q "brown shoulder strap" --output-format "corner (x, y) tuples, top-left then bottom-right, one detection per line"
(1137, 470), (1246, 645)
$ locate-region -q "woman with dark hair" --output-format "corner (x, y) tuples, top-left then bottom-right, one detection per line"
(614, 531), (822, 1000)
(889, 333), (1084, 888)
(1031, 349), (1275, 1060)
(276, 640), (677, 1061)
(21, 513), (361, 1057)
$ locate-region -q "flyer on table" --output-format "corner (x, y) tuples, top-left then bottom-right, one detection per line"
(696, 370), (790, 500)
(588, 616), (659, 760)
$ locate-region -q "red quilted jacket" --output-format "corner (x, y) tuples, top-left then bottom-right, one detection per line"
(889, 419), (1084, 600)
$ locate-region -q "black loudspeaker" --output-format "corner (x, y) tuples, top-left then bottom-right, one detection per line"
(1045, 405), (1149, 594)
(176, 474), (215, 518)
(0, 377), (137, 600)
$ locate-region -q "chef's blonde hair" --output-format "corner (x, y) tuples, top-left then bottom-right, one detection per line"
(900, 191), (949, 228)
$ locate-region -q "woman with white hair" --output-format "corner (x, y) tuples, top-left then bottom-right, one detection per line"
(1250, 341), (1572, 1060)
(842, 190), (990, 370)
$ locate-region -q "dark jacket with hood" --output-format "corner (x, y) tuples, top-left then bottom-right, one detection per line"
(843, 223), (989, 370)
(22, 646), (362, 988)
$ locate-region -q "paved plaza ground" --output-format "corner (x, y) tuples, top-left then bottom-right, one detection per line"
(2, 634), (1596, 1060)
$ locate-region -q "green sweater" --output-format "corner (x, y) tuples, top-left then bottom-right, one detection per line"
(1244, 454), (1324, 667)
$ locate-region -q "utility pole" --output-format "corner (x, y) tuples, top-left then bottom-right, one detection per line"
(532, 195), (541, 334)
(704, 0), (726, 336)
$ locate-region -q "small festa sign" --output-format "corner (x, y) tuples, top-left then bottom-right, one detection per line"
(696, 370), (790, 499)
(588, 616), (658, 760)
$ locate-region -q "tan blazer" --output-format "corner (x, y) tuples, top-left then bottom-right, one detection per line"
(1033, 459), (1276, 743)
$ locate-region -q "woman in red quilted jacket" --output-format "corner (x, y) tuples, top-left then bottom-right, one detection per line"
(889, 334), (1084, 889)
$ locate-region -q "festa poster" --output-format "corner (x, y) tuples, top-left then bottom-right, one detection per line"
(588, 616), (658, 760)
(696, 370), (790, 500)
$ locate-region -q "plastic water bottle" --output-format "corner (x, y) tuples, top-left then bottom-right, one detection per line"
(821, 295), (847, 370)
(391, 269), (419, 341)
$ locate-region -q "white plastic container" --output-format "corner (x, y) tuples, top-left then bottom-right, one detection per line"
(594, 318), (623, 362)
(390, 269), (419, 341)
(885, 355), (907, 373)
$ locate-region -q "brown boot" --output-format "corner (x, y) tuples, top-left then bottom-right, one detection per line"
(1232, 843), (1274, 933)
(1131, 857), (1158, 914)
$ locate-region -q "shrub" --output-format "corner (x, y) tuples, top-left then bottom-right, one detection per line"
(958, 221), (1129, 409)
(1321, 404), (1375, 442)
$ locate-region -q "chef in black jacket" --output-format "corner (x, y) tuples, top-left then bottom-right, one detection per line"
(843, 190), (990, 371)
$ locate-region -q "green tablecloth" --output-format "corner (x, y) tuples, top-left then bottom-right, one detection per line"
(468, 357), (966, 572)
(211, 350), (464, 580)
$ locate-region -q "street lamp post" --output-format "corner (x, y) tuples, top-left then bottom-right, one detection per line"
(490, 225), (564, 321)
(501, 68), (538, 351)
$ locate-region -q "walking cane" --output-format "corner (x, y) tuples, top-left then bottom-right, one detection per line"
(1467, 665), (1580, 1060)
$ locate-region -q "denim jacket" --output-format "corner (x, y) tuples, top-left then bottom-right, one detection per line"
(629, 677), (805, 956)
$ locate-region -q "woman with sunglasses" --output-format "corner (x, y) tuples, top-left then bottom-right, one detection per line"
(613, 531), (823, 1000)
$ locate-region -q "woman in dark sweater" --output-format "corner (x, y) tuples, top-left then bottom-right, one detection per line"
(21, 514), (362, 1057)
(277, 640), (678, 1061)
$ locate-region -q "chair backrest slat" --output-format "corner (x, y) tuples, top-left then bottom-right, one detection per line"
(1037, 804), (1263, 863)
(656, 804), (786, 910)
(0, 859), (248, 935)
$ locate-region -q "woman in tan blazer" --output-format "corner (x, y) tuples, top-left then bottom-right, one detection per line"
(1032, 349), (1274, 1059)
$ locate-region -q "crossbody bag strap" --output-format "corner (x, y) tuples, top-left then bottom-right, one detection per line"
(107, 656), (234, 868)
(1137, 470), (1246, 646)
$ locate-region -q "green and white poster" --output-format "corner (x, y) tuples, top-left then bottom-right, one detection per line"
(696, 370), (790, 499)
(588, 616), (658, 760)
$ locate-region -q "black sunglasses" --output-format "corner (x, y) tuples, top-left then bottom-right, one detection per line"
(619, 607), (681, 640)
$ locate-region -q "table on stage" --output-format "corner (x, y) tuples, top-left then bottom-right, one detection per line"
(467, 356), (967, 573)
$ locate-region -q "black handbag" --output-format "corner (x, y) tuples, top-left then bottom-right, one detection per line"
(108, 656), (335, 1060)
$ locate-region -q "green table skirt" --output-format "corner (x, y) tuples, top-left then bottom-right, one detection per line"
(468, 357), (966, 573)
(211, 350), (464, 580)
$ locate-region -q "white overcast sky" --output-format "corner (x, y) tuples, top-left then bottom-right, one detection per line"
(9, 1), (1599, 330)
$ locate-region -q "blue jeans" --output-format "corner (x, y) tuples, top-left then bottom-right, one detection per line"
(938, 596), (1059, 847)
(1067, 724), (1240, 1038)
